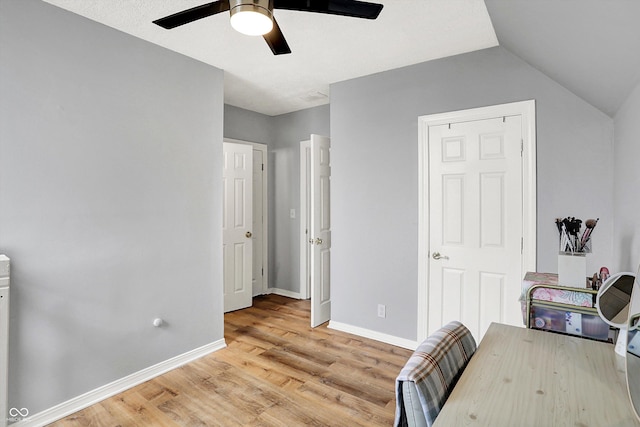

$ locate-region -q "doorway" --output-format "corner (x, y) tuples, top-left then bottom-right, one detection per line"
(417, 100), (537, 342)
(300, 134), (332, 327)
(223, 139), (268, 313)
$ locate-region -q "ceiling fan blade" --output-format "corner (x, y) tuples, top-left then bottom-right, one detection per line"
(263, 18), (292, 55)
(153, 1), (230, 29)
(273, 0), (383, 19)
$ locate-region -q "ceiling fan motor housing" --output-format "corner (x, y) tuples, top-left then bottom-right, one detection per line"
(230, 0), (274, 20)
(229, 0), (274, 35)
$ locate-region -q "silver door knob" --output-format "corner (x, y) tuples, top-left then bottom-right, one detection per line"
(432, 251), (449, 260)
(245, 231), (252, 238)
(315, 238), (323, 245)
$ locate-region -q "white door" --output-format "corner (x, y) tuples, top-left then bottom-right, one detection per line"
(223, 142), (253, 312)
(428, 115), (523, 341)
(252, 147), (265, 296)
(310, 134), (331, 327)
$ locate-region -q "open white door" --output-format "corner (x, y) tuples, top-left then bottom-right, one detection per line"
(223, 142), (253, 312)
(310, 134), (331, 327)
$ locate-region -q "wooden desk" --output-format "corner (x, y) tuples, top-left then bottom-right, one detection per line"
(434, 323), (640, 426)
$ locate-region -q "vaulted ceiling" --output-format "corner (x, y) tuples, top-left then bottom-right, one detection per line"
(484, 0), (640, 117)
(42, 0), (640, 117)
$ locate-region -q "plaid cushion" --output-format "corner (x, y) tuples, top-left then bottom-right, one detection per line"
(394, 321), (477, 427)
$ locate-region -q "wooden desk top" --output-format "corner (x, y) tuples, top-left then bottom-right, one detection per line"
(434, 323), (640, 427)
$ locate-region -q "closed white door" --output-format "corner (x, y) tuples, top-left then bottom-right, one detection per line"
(310, 134), (331, 327)
(428, 116), (523, 341)
(223, 142), (253, 312)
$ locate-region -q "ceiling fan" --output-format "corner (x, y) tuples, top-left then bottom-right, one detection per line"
(153, 0), (384, 55)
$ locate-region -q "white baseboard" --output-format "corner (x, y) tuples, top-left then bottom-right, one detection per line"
(267, 287), (303, 300)
(328, 321), (418, 350)
(12, 339), (227, 427)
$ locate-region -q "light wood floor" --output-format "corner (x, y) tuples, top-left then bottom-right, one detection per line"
(50, 295), (413, 426)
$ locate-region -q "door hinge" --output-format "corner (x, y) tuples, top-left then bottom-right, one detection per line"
(261, 268), (264, 276)
(261, 163), (264, 171)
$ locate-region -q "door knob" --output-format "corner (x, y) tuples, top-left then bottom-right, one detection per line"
(315, 238), (323, 245)
(432, 251), (449, 260)
(245, 231), (252, 238)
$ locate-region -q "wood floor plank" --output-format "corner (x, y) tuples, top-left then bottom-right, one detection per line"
(53, 399), (119, 427)
(213, 346), (306, 392)
(330, 357), (402, 390)
(296, 381), (395, 426)
(49, 295), (413, 426)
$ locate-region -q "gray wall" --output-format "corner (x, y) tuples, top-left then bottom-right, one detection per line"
(224, 104), (274, 145)
(613, 82), (640, 272)
(330, 46), (614, 341)
(0, 0), (224, 414)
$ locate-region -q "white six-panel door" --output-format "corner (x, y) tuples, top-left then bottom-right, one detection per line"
(310, 134), (331, 327)
(223, 142), (253, 312)
(428, 115), (524, 341)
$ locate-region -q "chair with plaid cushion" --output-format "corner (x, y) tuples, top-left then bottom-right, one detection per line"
(394, 321), (477, 427)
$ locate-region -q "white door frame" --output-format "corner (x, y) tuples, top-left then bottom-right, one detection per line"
(300, 139), (311, 300)
(0, 255), (9, 427)
(417, 100), (537, 342)
(224, 138), (269, 296)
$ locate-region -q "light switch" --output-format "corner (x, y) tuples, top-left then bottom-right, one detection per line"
(290, 209), (296, 219)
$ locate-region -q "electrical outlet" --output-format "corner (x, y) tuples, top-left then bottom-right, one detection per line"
(377, 304), (386, 318)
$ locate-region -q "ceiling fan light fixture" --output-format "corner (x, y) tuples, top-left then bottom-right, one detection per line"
(230, 1), (273, 36)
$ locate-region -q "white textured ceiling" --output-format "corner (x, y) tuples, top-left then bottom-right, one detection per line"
(41, 0), (499, 116)
(485, 0), (640, 117)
